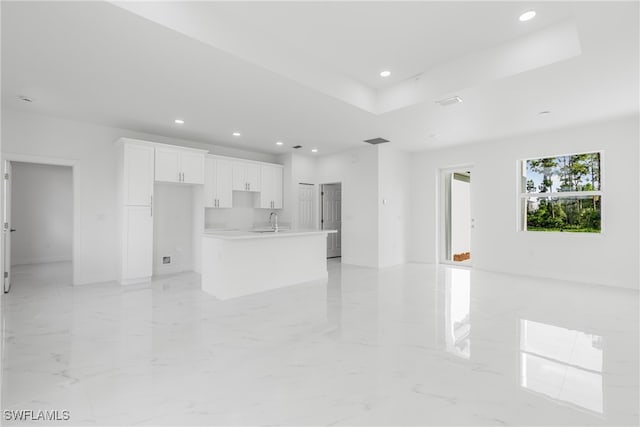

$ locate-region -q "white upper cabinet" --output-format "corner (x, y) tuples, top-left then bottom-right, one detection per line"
(155, 147), (181, 183)
(257, 164), (284, 209)
(181, 151), (205, 184)
(204, 156), (233, 208)
(232, 161), (261, 192)
(123, 142), (154, 206)
(155, 145), (206, 184)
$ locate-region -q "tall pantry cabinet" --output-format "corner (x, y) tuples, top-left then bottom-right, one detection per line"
(117, 138), (155, 284)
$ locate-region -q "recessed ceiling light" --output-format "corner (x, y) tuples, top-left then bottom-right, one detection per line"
(519, 10), (536, 22)
(538, 110), (551, 115)
(17, 95), (34, 102)
(232, 132), (241, 136)
(311, 148), (318, 153)
(276, 141), (284, 146)
(380, 70), (391, 77)
(174, 119), (185, 124)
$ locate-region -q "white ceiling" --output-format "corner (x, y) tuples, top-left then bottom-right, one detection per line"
(2, 1), (638, 155)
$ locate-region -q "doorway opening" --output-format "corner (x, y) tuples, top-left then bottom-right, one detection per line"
(321, 183), (341, 259)
(3, 160), (74, 293)
(441, 167), (472, 265)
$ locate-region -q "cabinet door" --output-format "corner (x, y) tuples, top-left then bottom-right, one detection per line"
(259, 165), (273, 208)
(203, 157), (216, 208)
(155, 147), (180, 182)
(272, 166), (283, 209)
(123, 206), (153, 280)
(246, 162), (261, 191)
(181, 151), (205, 184)
(124, 143), (154, 206)
(216, 159), (233, 208)
(232, 161), (247, 191)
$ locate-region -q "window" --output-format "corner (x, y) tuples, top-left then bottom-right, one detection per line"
(520, 152), (601, 232)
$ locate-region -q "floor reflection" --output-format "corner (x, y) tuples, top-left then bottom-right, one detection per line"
(520, 319), (603, 414)
(445, 268), (471, 359)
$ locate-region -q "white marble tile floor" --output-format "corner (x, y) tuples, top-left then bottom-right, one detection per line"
(1, 261), (638, 425)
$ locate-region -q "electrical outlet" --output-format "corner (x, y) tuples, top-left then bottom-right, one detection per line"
(162, 256), (171, 264)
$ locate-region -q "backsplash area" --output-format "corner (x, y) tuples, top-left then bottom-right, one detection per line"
(205, 191), (284, 230)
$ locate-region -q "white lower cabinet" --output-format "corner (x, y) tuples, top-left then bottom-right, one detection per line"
(122, 206), (153, 283)
(204, 156), (233, 208)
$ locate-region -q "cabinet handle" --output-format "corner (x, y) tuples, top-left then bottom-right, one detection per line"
(150, 195), (153, 217)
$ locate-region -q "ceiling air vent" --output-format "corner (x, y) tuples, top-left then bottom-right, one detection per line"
(436, 96), (463, 107)
(292, 145), (302, 149)
(363, 137), (390, 145)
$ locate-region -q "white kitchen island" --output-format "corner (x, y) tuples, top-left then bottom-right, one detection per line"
(201, 229), (336, 300)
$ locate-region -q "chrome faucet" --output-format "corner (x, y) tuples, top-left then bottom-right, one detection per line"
(269, 212), (279, 232)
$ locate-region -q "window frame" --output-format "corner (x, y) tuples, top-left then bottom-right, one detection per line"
(519, 151), (604, 234)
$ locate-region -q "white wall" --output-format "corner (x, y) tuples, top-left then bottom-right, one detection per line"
(10, 162), (73, 265)
(153, 183), (194, 275)
(378, 145), (410, 268)
(409, 116), (640, 290)
(1, 108), (279, 285)
(316, 146), (379, 268)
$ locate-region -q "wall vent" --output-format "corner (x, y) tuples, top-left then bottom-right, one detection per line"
(363, 137), (390, 145)
(435, 96), (463, 107)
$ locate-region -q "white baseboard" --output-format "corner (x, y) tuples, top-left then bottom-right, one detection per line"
(12, 256), (72, 266)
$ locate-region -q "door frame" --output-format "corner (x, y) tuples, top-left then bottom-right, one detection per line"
(2, 153), (78, 286)
(438, 165), (474, 267)
(320, 182), (342, 258)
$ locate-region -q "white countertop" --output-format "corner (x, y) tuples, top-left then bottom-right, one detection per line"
(203, 228), (336, 240)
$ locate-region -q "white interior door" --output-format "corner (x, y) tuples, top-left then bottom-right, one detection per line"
(3, 161), (13, 292)
(322, 183), (342, 258)
(298, 183), (314, 229)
